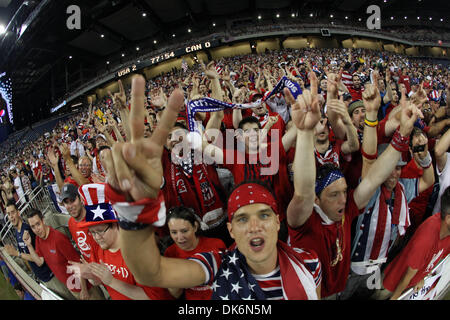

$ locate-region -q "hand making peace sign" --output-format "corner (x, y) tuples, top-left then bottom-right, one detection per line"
(102, 75), (185, 201)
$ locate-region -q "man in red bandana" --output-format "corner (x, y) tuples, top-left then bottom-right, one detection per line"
(100, 75), (321, 300)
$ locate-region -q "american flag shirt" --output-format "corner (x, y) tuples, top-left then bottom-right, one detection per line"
(189, 246), (321, 300)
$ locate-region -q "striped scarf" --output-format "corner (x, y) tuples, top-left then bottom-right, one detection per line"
(369, 183), (410, 260)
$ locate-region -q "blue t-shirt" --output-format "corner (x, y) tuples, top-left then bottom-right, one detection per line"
(15, 223), (54, 282)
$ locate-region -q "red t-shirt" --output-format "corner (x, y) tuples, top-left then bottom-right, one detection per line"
(221, 140), (292, 219)
(68, 217), (99, 261)
(287, 190), (363, 298)
(164, 236), (226, 300)
(383, 213), (450, 292)
(36, 227), (82, 292)
(63, 176), (94, 189)
(91, 247), (172, 300)
(347, 86), (364, 101)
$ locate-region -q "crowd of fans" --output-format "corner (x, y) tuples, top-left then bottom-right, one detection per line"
(0, 45), (449, 300)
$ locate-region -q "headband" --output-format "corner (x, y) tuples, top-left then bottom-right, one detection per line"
(315, 170), (345, 195)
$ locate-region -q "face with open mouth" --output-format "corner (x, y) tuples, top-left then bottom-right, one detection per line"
(314, 118), (329, 143)
(315, 177), (348, 222)
(227, 203), (280, 275)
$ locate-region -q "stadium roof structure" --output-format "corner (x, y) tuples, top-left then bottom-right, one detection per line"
(0, 0), (448, 129)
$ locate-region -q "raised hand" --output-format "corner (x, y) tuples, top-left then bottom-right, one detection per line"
(47, 147), (59, 166)
(284, 88), (321, 131)
(103, 75), (184, 201)
(203, 61), (220, 80)
(362, 83), (381, 114)
(109, 80), (127, 110)
(327, 97), (352, 125)
(399, 103), (423, 137)
(59, 143), (71, 160)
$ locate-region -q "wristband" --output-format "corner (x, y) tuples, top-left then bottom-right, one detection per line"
(361, 147), (378, 160)
(105, 183), (167, 228)
(417, 151), (432, 169)
(390, 130), (410, 153)
(364, 117), (378, 127)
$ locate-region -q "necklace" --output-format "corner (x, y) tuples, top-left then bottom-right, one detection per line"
(330, 215), (345, 267)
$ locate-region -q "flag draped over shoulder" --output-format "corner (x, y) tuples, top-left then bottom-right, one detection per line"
(211, 241), (319, 300)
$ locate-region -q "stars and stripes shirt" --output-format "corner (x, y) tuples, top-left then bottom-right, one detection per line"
(351, 178), (418, 275)
(189, 248), (321, 300)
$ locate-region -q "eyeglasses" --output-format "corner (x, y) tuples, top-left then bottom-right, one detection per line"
(88, 225), (110, 237)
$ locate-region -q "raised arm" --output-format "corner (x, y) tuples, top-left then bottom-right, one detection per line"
(59, 143), (90, 186)
(360, 83), (382, 178)
(103, 75), (207, 289)
(47, 147), (64, 191)
(353, 102), (421, 209)
(326, 72), (347, 140)
(326, 97), (360, 155)
(286, 73), (321, 228)
(434, 127), (450, 172)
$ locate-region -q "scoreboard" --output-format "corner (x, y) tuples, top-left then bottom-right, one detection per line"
(115, 39), (220, 78)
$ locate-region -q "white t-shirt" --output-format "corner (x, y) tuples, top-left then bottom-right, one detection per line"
(433, 152), (450, 214)
(70, 141), (85, 157)
(14, 176), (24, 199)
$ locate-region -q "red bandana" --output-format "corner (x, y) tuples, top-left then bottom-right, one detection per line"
(227, 183), (278, 221)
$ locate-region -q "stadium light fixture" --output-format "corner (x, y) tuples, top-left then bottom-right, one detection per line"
(188, 28), (191, 32)
(69, 56), (72, 59)
(100, 34), (104, 38)
(330, 14), (333, 18)
(136, 46), (140, 51)
(391, 16), (394, 20)
(153, 40), (157, 44)
(417, 16), (420, 20)
(291, 13), (295, 18)
(310, 13), (313, 17)
(172, 33), (176, 37)
(258, 15), (262, 20)
(0, 24), (5, 34)
(142, 13), (147, 17)
(212, 22), (216, 26)
(404, 16), (407, 19)
(106, 61), (110, 64)
(441, 18), (444, 22)
(276, 14), (280, 18)
(429, 17), (432, 21)
(345, 16), (348, 20)
(121, 53), (125, 57)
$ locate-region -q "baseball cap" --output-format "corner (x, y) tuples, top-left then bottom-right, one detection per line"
(60, 183), (79, 201)
(348, 99), (364, 116)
